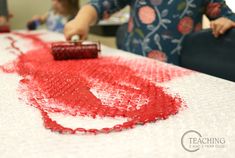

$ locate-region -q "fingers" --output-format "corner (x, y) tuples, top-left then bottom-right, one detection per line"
(215, 24), (223, 37)
(219, 23), (231, 35)
(64, 30), (73, 41)
(65, 32), (87, 41)
(211, 20), (223, 37)
(80, 33), (88, 40)
(210, 18), (234, 38)
(64, 21), (88, 41)
(64, 28), (81, 41)
(64, 23), (75, 41)
(210, 21), (217, 37)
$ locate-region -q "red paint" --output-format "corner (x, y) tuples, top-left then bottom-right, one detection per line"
(51, 41), (100, 60)
(1, 32), (191, 134)
(6, 36), (23, 55)
(0, 25), (10, 33)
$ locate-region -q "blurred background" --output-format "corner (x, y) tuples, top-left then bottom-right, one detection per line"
(6, 0), (235, 48)
(8, 0), (85, 29)
(8, 0), (235, 29)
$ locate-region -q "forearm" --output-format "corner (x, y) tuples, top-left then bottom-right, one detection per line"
(74, 4), (98, 26)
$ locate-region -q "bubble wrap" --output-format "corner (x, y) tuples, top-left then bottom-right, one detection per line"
(0, 31), (235, 158)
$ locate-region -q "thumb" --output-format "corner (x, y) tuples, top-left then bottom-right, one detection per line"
(80, 34), (87, 41)
(65, 33), (72, 41)
(64, 29), (74, 41)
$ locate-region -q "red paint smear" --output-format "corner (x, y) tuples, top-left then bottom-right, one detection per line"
(1, 32), (191, 134)
(5, 36), (23, 55)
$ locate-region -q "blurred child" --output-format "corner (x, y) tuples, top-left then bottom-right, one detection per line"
(64, 0), (235, 65)
(28, 0), (79, 33)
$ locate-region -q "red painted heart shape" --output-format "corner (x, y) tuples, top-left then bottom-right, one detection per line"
(1, 33), (191, 134)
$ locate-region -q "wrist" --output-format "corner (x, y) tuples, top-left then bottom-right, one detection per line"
(76, 5), (98, 26)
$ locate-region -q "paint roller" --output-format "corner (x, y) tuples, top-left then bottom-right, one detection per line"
(51, 35), (101, 60)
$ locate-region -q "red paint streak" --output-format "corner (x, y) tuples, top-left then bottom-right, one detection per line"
(1, 32), (191, 134)
(5, 36), (23, 55)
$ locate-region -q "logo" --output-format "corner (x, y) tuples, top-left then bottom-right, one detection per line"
(181, 130), (226, 152)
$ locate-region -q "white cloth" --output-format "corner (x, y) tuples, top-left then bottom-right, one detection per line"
(0, 31), (235, 158)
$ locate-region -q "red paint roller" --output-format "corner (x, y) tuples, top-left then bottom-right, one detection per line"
(51, 36), (101, 60)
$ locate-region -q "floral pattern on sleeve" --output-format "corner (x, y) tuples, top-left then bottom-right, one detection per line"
(90, 0), (235, 65)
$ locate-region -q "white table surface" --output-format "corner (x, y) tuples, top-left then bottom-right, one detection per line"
(0, 31), (235, 158)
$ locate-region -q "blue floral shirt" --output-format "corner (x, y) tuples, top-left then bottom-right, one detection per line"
(90, 0), (235, 65)
(46, 10), (71, 33)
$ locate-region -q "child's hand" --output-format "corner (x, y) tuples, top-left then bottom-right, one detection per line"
(64, 19), (89, 41)
(0, 16), (7, 26)
(28, 13), (48, 25)
(64, 4), (98, 41)
(210, 17), (235, 38)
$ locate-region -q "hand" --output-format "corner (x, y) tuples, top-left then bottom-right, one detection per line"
(64, 18), (90, 41)
(27, 15), (41, 24)
(210, 17), (235, 38)
(0, 16), (7, 25)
